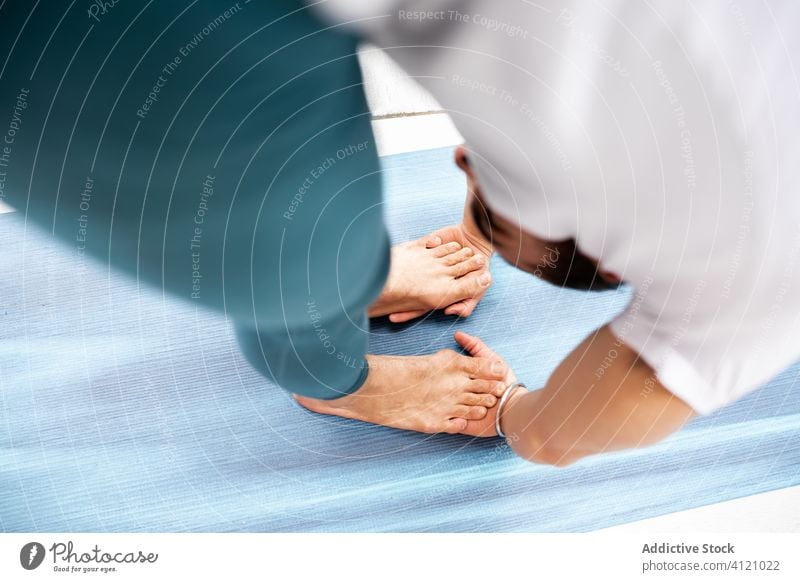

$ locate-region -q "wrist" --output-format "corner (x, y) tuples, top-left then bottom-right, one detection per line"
(498, 385), (528, 438)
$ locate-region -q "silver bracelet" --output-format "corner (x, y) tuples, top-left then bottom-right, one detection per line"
(495, 381), (526, 438)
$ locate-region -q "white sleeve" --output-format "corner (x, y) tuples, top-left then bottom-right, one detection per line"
(610, 272), (800, 415)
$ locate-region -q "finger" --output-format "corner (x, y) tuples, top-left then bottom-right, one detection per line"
(461, 392), (498, 407)
(453, 270), (492, 298)
(467, 406), (489, 420)
(467, 379), (508, 397)
(459, 354), (507, 380)
(442, 246), (474, 266)
(424, 235), (443, 248)
(431, 241), (462, 257)
(388, 310), (427, 323)
(454, 331), (499, 360)
(452, 405), (489, 420)
(449, 254), (486, 277)
(444, 418), (468, 433)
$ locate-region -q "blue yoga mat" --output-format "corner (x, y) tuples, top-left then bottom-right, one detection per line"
(1, 146), (798, 532)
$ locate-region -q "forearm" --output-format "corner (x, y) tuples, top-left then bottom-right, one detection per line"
(500, 388), (589, 467)
(499, 326), (695, 466)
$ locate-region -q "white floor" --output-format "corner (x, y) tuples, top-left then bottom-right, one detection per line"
(606, 486), (800, 532)
(372, 112), (462, 157)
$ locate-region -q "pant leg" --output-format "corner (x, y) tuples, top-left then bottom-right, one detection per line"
(0, 0), (387, 397)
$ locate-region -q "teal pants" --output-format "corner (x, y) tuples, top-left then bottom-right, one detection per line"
(0, 1), (388, 398)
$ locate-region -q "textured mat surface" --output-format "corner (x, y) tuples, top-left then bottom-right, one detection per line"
(1, 146), (799, 532)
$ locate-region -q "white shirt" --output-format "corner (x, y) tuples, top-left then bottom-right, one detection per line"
(311, 0), (800, 414)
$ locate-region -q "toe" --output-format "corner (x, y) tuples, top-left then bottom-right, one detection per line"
(454, 270), (492, 297)
(462, 393), (497, 407)
(444, 418), (468, 433)
(452, 404), (489, 420)
(443, 247), (474, 266)
(424, 235), (443, 248)
(469, 380), (508, 396)
(444, 298), (479, 318)
(432, 241), (462, 257)
(452, 404), (472, 418)
(388, 310), (427, 323)
(449, 254), (486, 277)
(467, 406), (488, 420)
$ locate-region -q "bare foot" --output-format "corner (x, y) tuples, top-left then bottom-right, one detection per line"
(293, 350), (509, 434)
(368, 235), (491, 322)
(454, 331), (528, 438)
(421, 221), (494, 319)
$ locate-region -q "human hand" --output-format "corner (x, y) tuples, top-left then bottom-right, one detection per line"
(426, 218), (494, 318)
(453, 331), (527, 438)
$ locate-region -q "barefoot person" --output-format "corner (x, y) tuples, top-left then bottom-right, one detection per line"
(0, 1), (506, 434)
(308, 1), (800, 463)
